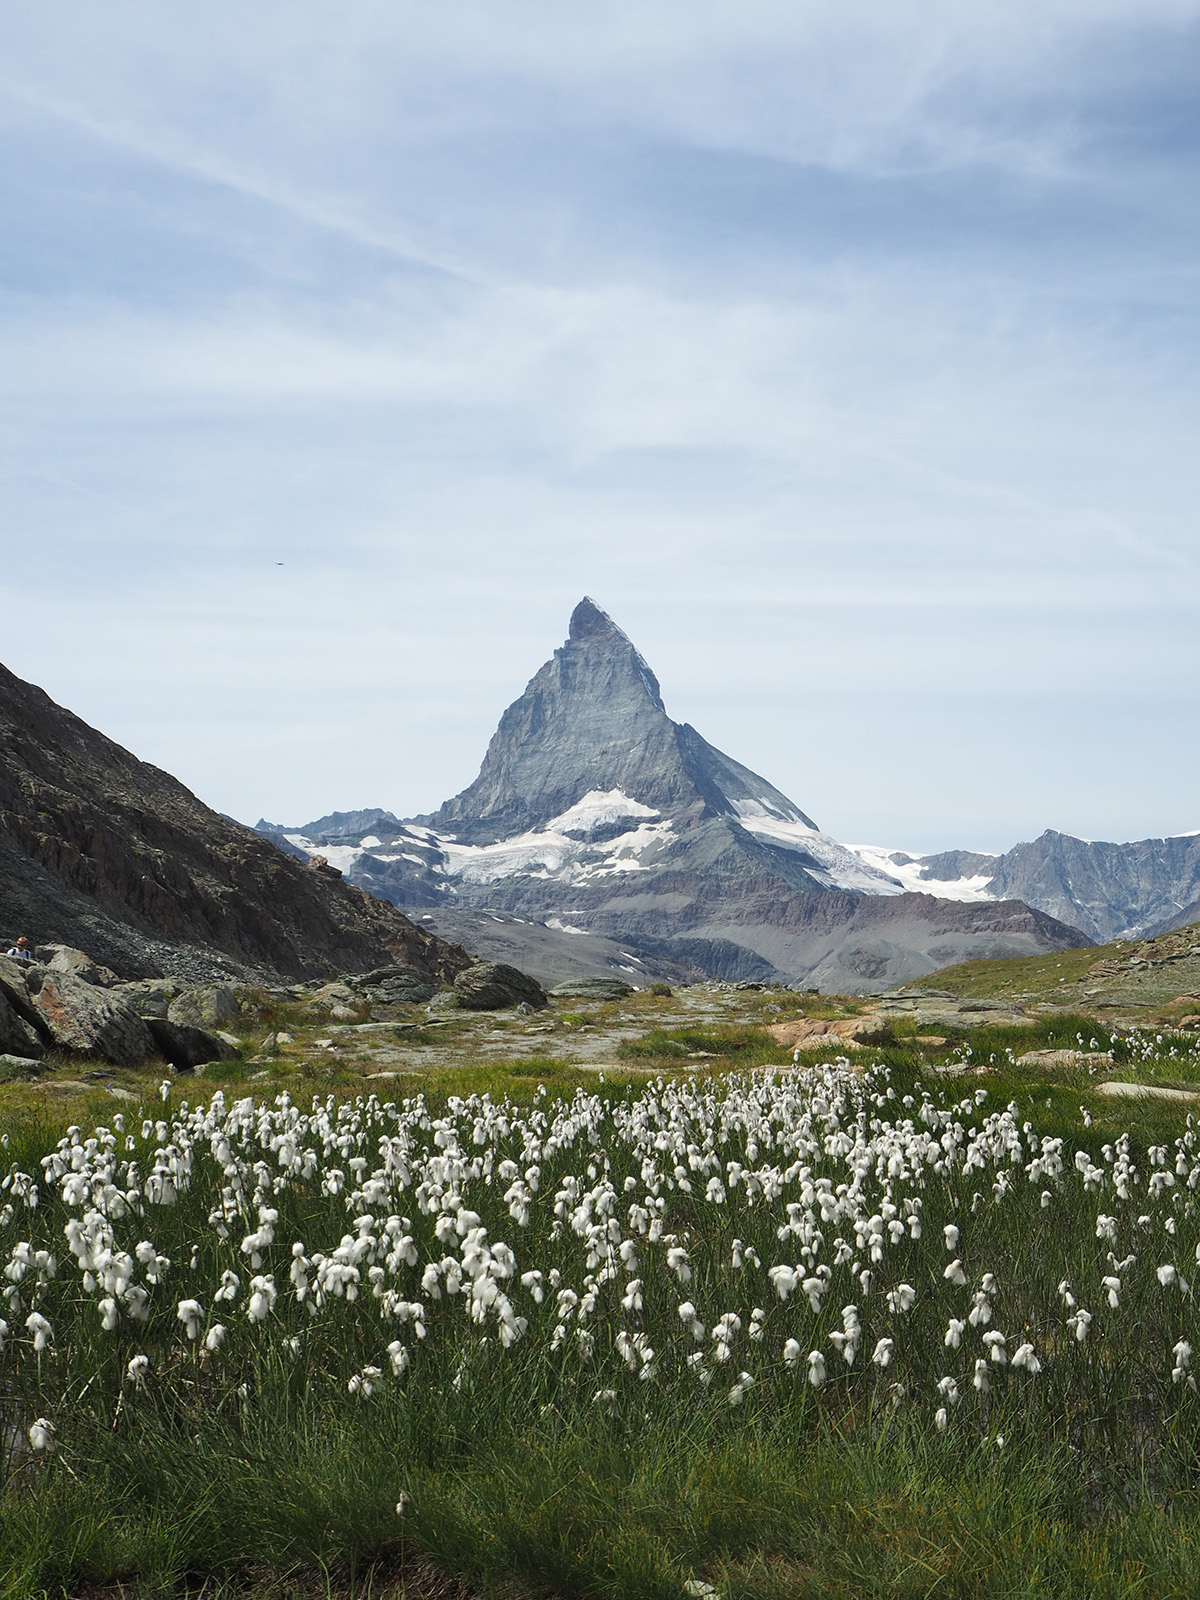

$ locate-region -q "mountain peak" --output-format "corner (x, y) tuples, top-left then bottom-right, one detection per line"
(569, 596), (620, 643)
(423, 600), (817, 845)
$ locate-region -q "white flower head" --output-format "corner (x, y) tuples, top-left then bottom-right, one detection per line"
(125, 1354), (150, 1386)
(28, 1417), (55, 1452)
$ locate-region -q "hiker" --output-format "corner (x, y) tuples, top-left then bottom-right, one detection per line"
(5, 935), (35, 962)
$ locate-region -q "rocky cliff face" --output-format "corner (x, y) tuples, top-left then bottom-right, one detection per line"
(0, 661), (471, 983)
(424, 597), (819, 845)
(870, 829), (1200, 943)
(267, 599), (1089, 991)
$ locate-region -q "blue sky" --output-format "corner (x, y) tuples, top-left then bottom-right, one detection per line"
(1, 2), (1197, 852)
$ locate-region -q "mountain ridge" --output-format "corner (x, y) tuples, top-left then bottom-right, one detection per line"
(268, 598), (1091, 991)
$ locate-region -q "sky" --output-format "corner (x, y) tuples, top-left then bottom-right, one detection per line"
(0, 1), (1197, 854)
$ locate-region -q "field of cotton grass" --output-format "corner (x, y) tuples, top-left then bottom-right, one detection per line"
(9, 1042), (1200, 1597)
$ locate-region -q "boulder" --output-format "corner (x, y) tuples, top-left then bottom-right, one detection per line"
(768, 1016), (896, 1051)
(31, 971), (157, 1066)
(0, 1053), (45, 1080)
(145, 1018), (239, 1071)
(0, 990), (44, 1060)
(40, 944), (119, 987)
(1014, 1049), (1112, 1071)
(167, 985), (241, 1030)
(350, 967), (438, 1004)
(548, 978), (635, 1001)
(112, 978), (183, 1019)
(453, 962), (548, 1012)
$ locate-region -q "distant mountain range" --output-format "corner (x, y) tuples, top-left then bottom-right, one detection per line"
(258, 598), (1116, 991)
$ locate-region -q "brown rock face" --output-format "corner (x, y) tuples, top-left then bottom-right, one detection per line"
(0, 660), (473, 982)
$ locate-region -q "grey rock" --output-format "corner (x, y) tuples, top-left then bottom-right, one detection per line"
(31, 971), (157, 1066)
(145, 1017), (239, 1071)
(548, 977), (634, 1001)
(114, 978), (183, 1019)
(0, 988), (44, 1059)
(0, 1052), (45, 1080)
(40, 944), (120, 987)
(168, 985), (241, 1030)
(453, 962), (548, 1011)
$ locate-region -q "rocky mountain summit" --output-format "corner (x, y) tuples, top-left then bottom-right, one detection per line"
(268, 598), (1088, 992)
(0, 658), (471, 986)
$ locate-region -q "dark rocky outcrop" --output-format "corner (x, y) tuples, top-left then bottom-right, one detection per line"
(0, 988), (43, 1059)
(144, 1017), (238, 1071)
(453, 962), (548, 1011)
(0, 659), (475, 984)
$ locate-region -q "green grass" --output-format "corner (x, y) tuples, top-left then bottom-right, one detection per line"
(926, 943), (1117, 999)
(617, 1026), (779, 1064)
(8, 1001), (1200, 1598)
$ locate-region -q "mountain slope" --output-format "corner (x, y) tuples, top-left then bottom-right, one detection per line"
(0, 661), (471, 983)
(268, 599), (1088, 991)
(856, 829), (1200, 942)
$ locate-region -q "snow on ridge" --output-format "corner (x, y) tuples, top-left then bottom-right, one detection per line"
(734, 814), (907, 895)
(849, 843), (997, 903)
(729, 795), (808, 825)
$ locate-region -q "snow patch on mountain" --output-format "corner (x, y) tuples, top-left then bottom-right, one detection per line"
(732, 810), (907, 895)
(850, 844), (998, 902)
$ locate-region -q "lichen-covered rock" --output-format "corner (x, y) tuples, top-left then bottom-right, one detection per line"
(453, 962), (547, 1011)
(31, 971), (156, 1065)
(113, 978), (183, 1018)
(548, 977), (634, 1001)
(168, 985), (241, 1030)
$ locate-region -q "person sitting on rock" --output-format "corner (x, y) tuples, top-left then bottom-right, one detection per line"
(5, 935), (35, 961)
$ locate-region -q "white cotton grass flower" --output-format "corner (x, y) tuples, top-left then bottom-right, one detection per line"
(937, 1375), (961, 1407)
(1172, 1340), (1195, 1386)
(935, 1407), (950, 1432)
(246, 1275), (277, 1322)
(782, 1338), (802, 1371)
(1011, 1343), (1042, 1375)
(943, 1224), (960, 1251)
(176, 1299), (204, 1340)
(348, 1365), (383, 1398)
(678, 1301), (705, 1341)
(871, 1338), (894, 1369)
(25, 1311), (52, 1352)
(807, 1350), (827, 1387)
(1067, 1309), (1092, 1342)
(974, 1359), (990, 1396)
(395, 1492), (411, 1516)
(982, 1331), (1008, 1365)
(887, 1283), (916, 1314)
(28, 1417), (55, 1452)
(943, 1259), (968, 1287)
(205, 1323), (227, 1352)
(728, 1371), (755, 1405)
(387, 1340), (410, 1376)
(944, 1317), (966, 1350)
(1102, 1275), (1122, 1308)
(125, 1354), (150, 1386)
